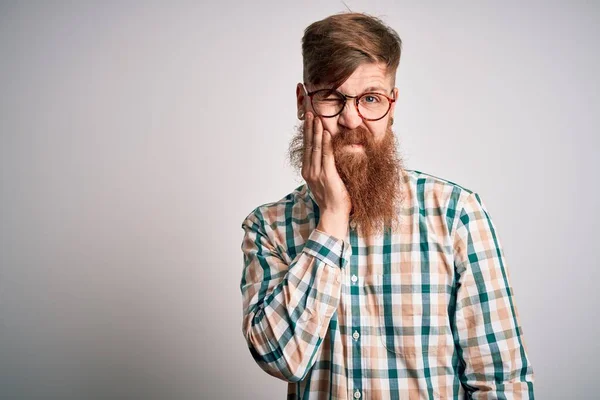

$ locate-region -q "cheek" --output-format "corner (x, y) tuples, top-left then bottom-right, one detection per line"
(320, 119), (337, 133)
(366, 122), (387, 141)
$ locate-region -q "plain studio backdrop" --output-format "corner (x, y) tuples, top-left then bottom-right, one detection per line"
(0, 1), (598, 399)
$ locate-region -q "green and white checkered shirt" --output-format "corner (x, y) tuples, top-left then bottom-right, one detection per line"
(240, 169), (535, 399)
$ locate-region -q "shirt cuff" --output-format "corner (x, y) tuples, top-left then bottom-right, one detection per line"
(303, 228), (352, 269)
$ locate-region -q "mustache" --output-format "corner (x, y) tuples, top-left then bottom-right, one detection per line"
(332, 126), (372, 147)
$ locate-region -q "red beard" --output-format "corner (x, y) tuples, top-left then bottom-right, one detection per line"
(289, 122), (406, 237)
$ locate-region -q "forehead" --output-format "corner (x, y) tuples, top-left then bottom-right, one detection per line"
(312, 62), (393, 94)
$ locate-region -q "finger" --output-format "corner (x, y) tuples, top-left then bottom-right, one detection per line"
(302, 112), (313, 177)
(322, 130), (335, 173)
(310, 116), (323, 176)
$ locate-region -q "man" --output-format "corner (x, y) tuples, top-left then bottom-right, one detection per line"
(240, 12), (535, 399)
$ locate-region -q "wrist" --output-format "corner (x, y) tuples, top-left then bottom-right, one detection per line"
(317, 210), (349, 239)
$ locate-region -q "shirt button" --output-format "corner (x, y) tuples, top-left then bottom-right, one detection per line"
(351, 274), (358, 283)
(354, 389), (361, 399)
(352, 330), (360, 341)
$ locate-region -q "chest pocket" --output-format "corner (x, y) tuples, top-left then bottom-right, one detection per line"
(366, 271), (451, 357)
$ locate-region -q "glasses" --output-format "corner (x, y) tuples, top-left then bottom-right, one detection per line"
(303, 83), (396, 121)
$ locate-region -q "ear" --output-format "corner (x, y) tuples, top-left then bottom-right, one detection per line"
(389, 87), (399, 121)
(296, 83), (306, 120)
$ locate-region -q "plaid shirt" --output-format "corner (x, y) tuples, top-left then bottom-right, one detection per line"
(240, 169), (535, 399)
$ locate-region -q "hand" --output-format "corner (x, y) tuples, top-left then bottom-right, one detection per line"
(301, 112), (352, 221)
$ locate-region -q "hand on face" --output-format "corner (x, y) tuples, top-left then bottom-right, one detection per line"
(301, 112), (352, 217)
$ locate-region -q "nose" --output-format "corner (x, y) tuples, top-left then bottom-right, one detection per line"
(337, 100), (363, 130)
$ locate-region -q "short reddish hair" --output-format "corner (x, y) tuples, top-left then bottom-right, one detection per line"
(302, 12), (402, 89)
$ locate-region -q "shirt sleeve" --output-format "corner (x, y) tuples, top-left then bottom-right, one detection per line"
(452, 192), (535, 399)
(239, 209), (352, 383)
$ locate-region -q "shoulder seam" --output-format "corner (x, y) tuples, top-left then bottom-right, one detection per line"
(449, 191), (477, 243)
(250, 185), (304, 214)
(408, 169), (474, 194)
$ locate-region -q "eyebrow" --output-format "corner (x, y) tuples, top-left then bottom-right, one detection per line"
(362, 86), (389, 93)
(337, 86), (391, 96)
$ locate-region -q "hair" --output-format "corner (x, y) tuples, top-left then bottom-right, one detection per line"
(302, 12), (402, 90)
